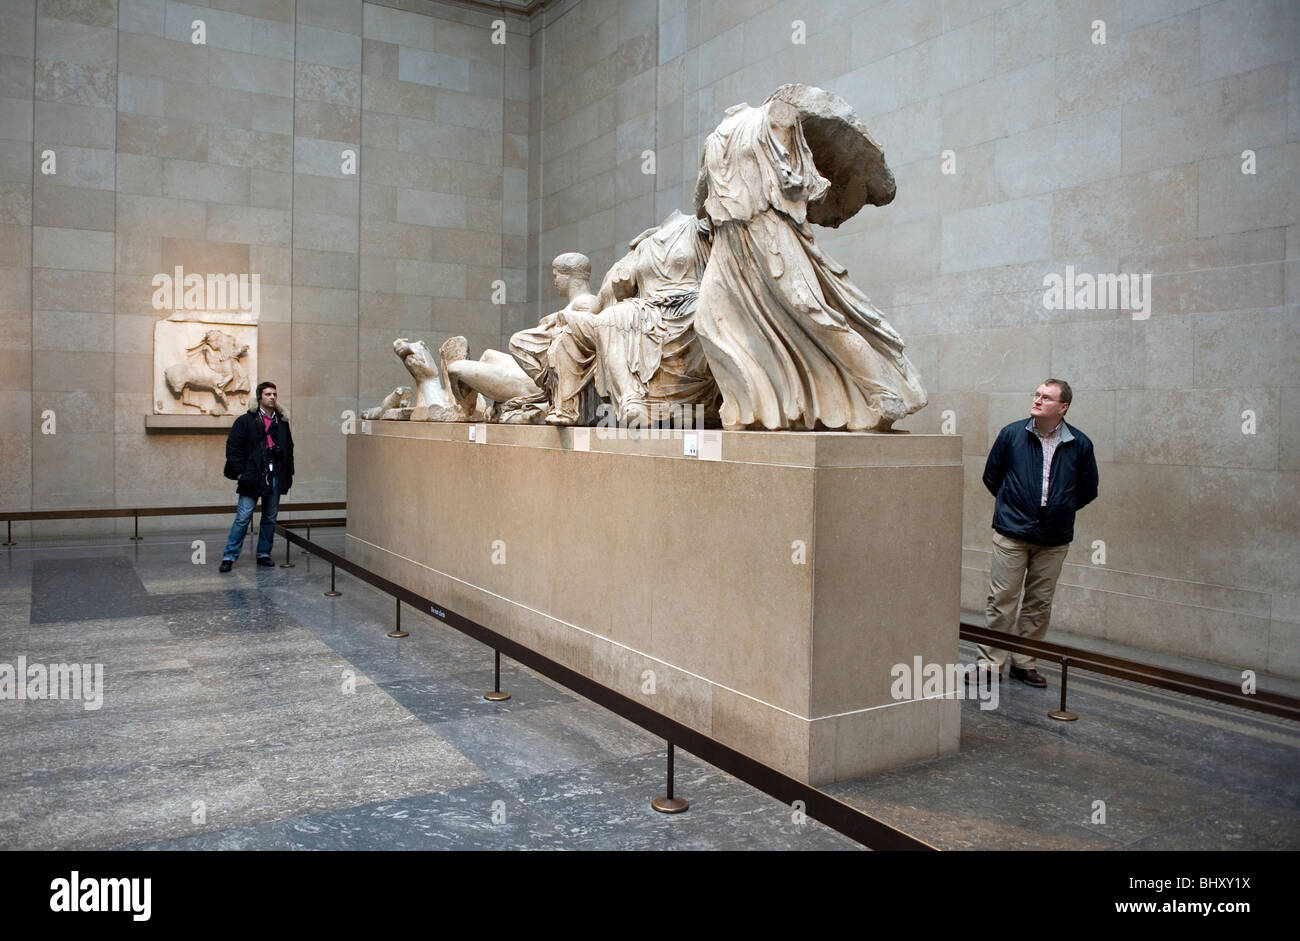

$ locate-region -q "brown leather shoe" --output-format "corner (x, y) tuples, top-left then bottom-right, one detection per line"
(1009, 666), (1047, 688)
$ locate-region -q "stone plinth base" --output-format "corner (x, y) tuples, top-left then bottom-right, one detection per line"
(347, 421), (963, 785)
(144, 414), (236, 432)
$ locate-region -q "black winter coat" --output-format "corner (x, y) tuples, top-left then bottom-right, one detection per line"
(983, 419), (1098, 547)
(224, 409), (294, 497)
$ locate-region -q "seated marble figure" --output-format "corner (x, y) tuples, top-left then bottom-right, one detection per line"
(542, 210), (719, 427)
(414, 228), (720, 427)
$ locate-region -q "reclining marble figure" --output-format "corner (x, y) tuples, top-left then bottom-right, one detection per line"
(361, 385), (412, 421)
(392, 337), (481, 421)
(386, 334), (545, 424)
(383, 254), (597, 425)
(370, 257), (591, 425)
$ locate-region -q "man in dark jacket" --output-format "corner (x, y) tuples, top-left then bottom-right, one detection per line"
(219, 381), (294, 571)
(978, 379), (1098, 688)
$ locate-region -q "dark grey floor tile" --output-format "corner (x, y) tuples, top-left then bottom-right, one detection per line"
(1123, 802), (1300, 850)
(160, 597), (300, 636)
(31, 556), (155, 623)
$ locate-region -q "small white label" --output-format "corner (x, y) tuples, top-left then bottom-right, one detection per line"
(573, 427), (590, 452)
(683, 432), (698, 457)
(699, 430), (722, 462)
(361, 420), (371, 435)
(468, 425), (476, 441)
(474, 423), (487, 444)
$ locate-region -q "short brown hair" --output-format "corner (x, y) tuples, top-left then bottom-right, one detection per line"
(1044, 378), (1072, 405)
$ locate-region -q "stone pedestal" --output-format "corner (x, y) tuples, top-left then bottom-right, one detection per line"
(347, 422), (963, 785)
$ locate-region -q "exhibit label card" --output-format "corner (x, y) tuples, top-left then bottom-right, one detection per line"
(699, 430), (722, 462)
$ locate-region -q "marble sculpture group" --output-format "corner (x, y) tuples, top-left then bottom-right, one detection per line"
(363, 85), (928, 432)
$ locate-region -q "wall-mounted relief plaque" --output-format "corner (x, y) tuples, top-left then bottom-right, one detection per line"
(151, 268), (260, 417)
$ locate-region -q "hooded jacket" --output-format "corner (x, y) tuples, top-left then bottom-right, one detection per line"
(224, 405), (294, 497)
(983, 418), (1098, 546)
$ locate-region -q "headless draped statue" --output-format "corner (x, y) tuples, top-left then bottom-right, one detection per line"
(693, 91), (927, 431)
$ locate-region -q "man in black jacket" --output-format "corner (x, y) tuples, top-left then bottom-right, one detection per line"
(219, 381), (294, 572)
(978, 379), (1099, 688)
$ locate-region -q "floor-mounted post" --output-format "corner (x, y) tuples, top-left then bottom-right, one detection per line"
(1049, 656), (1078, 722)
(484, 650), (511, 701)
(387, 597), (408, 638)
(651, 742), (689, 814)
(324, 563), (341, 597)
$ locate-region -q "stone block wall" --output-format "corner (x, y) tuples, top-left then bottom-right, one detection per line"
(0, 0), (1296, 679)
(526, 0), (1300, 679)
(0, 0), (527, 539)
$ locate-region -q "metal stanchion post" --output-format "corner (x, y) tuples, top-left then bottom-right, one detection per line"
(303, 524), (310, 556)
(484, 650), (511, 701)
(651, 742), (688, 814)
(324, 562), (341, 597)
(3, 520), (13, 547)
(387, 597), (408, 638)
(129, 513), (142, 541)
(279, 532), (295, 568)
(1049, 655), (1078, 722)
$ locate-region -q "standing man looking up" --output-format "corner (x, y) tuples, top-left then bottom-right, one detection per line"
(978, 379), (1099, 688)
(220, 381), (294, 572)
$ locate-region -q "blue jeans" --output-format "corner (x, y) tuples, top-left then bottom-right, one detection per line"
(222, 484), (279, 561)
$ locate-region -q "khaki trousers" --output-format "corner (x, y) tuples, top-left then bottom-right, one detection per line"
(978, 531), (1070, 672)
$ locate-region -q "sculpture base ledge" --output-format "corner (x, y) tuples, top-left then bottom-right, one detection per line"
(145, 414), (237, 433)
(347, 422), (964, 785)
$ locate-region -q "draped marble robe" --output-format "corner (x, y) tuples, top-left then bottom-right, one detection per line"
(694, 100), (927, 431)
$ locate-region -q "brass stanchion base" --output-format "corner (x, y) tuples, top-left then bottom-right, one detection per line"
(651, 796), (688, 814)
(324, 589), (341, 597)
(2, 542), (14, 547)
(279, 561), (296, 568)
(1048, 709), (1078, 721)
(484, 690), (511, 701)
(129, 536), (143, 541)
(386, 629), (409, 638)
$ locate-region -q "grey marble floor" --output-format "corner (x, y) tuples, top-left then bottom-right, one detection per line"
(1, 529), (1296, 851)
(0, 531), (853, 851)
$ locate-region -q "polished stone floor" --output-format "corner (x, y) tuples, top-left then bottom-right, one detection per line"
(1, 528), (1296, 851)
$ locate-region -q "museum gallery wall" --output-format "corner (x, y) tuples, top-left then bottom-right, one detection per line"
(0, 0), (1296, 678)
